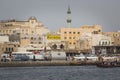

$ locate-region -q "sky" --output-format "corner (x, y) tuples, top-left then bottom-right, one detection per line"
(0, 0), (120, 32)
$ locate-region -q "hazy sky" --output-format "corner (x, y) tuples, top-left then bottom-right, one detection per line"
(0, 0), (120, 32)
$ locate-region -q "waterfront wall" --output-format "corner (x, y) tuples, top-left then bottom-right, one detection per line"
(0, 61), (97, 67)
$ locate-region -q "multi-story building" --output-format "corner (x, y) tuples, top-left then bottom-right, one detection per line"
(77, 32), (92, 53)
(0, 17), (50, 53)
(0, 35), (19, 54)
(77, 33), (113, 54)
(60, 25), (102, 50)
(0, 16), (50, 35)
(0, 16), (50, 45)
(46, 32), (67, 50)
(103, 32), (120, 46)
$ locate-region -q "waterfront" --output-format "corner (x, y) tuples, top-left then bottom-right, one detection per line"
(0, 66), (120, 80)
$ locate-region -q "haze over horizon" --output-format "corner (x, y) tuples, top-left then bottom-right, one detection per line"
(0, 0), (120, 32)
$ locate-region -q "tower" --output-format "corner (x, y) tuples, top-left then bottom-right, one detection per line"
(67, 6), (72, 27)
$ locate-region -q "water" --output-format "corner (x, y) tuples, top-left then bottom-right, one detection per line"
(0, 66), (120, 80)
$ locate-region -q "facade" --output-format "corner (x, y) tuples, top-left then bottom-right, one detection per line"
(0, 17), (50, 53)
(0, 16), (50, 35)
(92, 34), (113, 46)
(0, 42), (19, 54)
(77, 32), (92, 53)
(77, 33), (113, 54)
(46, 32), (67, 50)
(60, 25), (102, 50)
(0, 35), (9, 43)
(20, 34), (43, 47)
(0, 16), (50, 47)
(103, 32), (120, 46)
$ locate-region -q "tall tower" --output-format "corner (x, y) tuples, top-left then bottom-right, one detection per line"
(67, 6), (72, 28)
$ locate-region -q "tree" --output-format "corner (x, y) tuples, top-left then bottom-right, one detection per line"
(60, 44), (64, 49)
(52, 44), (57, 49)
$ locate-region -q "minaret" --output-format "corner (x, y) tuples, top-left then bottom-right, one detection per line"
(67, 6), (72, 28)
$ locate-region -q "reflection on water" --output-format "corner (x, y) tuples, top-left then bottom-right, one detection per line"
(0, 66), (120, 80)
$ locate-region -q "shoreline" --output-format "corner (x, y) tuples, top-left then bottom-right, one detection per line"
(0, 61), (97, 67)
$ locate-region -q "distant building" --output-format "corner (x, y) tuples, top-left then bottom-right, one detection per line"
(103, 32), (120, 46)
(0, 35), (9, 43)
(60, 25), (102, 50)
(46, 32), (67, 50)
(0, 17), (50, 53)
(0, 16), (50, 35)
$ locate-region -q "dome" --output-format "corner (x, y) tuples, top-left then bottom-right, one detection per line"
(28, 16), (37, 21)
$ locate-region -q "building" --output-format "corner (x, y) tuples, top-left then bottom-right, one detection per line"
(0, 34), (9, 43)
(46, 32), (67, 50)
(103, 32), (120, 46)
(77, 32), (92, 53)
(60, 25), (102, 50)
(20, 34), (43, 47)
(0, 17), (50, 53)
(0, 16), (50, 47)
(0, 16), (50, 35)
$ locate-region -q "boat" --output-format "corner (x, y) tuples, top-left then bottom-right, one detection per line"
(96, 61), (120, 68)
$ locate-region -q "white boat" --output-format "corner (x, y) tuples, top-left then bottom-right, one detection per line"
(86, 54), (98, 61)
(74, 53), (86, 61)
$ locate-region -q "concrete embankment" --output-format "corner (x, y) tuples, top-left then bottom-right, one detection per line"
(0, 61), (97, 67)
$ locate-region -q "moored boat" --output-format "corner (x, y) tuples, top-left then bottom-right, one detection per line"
(96, 61), (120, 68)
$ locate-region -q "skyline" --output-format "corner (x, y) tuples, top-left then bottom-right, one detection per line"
(0, 0), (120, 32)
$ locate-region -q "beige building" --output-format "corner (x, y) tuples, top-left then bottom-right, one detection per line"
(46, 32), (67, 50)
(103, 32), (120, 46)
(77, 32), (92, 53)
(0, 42), (19, 54)
(77, 33), (113, 53)
(0, 35), (9, 43)
(0, 16), (50, 47)
(0, 17), (50, 53)
(92, 34), (113, 46)
(0, 16), (50, 35)
(59, 25), (102, 50)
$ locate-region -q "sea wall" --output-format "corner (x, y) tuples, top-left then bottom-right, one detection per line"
(0, 61), (97, 67)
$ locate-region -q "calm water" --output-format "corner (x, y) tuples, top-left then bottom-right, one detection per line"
(0, 66), (120, 80)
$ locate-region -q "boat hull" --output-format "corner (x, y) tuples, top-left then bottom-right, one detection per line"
(96, 62), (120, 68)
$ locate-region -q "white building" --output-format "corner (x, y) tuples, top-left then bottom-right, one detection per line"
(0, 35), (9, 43)
(92, 34), (113, 46)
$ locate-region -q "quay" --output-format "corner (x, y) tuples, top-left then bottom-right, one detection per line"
(0, 61), (97, 67)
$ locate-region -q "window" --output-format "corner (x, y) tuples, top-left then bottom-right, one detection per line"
(14, 45), (16, 47)
(31, 42), (33, 44)
(64, 37), (67, 39)
(31, 31), (34, 33)
(39, 37), (41, 40)
(99, 42), (101, 45)
(69, 42), (71, 44)
(69, 37), (71, 39)
(31, 37), (33, 40)
(69, 32), (71, 34)
(39, 42), (42, 44)
(105, 42), (107, 45)
(73, 37), (75, 39)
(78, 32), (80, 34)
(98, 30), (101, 32)
(18, 45), (20, 47)
(73, 32), (75, 34)
(73, 42), (76, 45)
(102, 42), (104, 45)
(64, 32), (67, 34)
